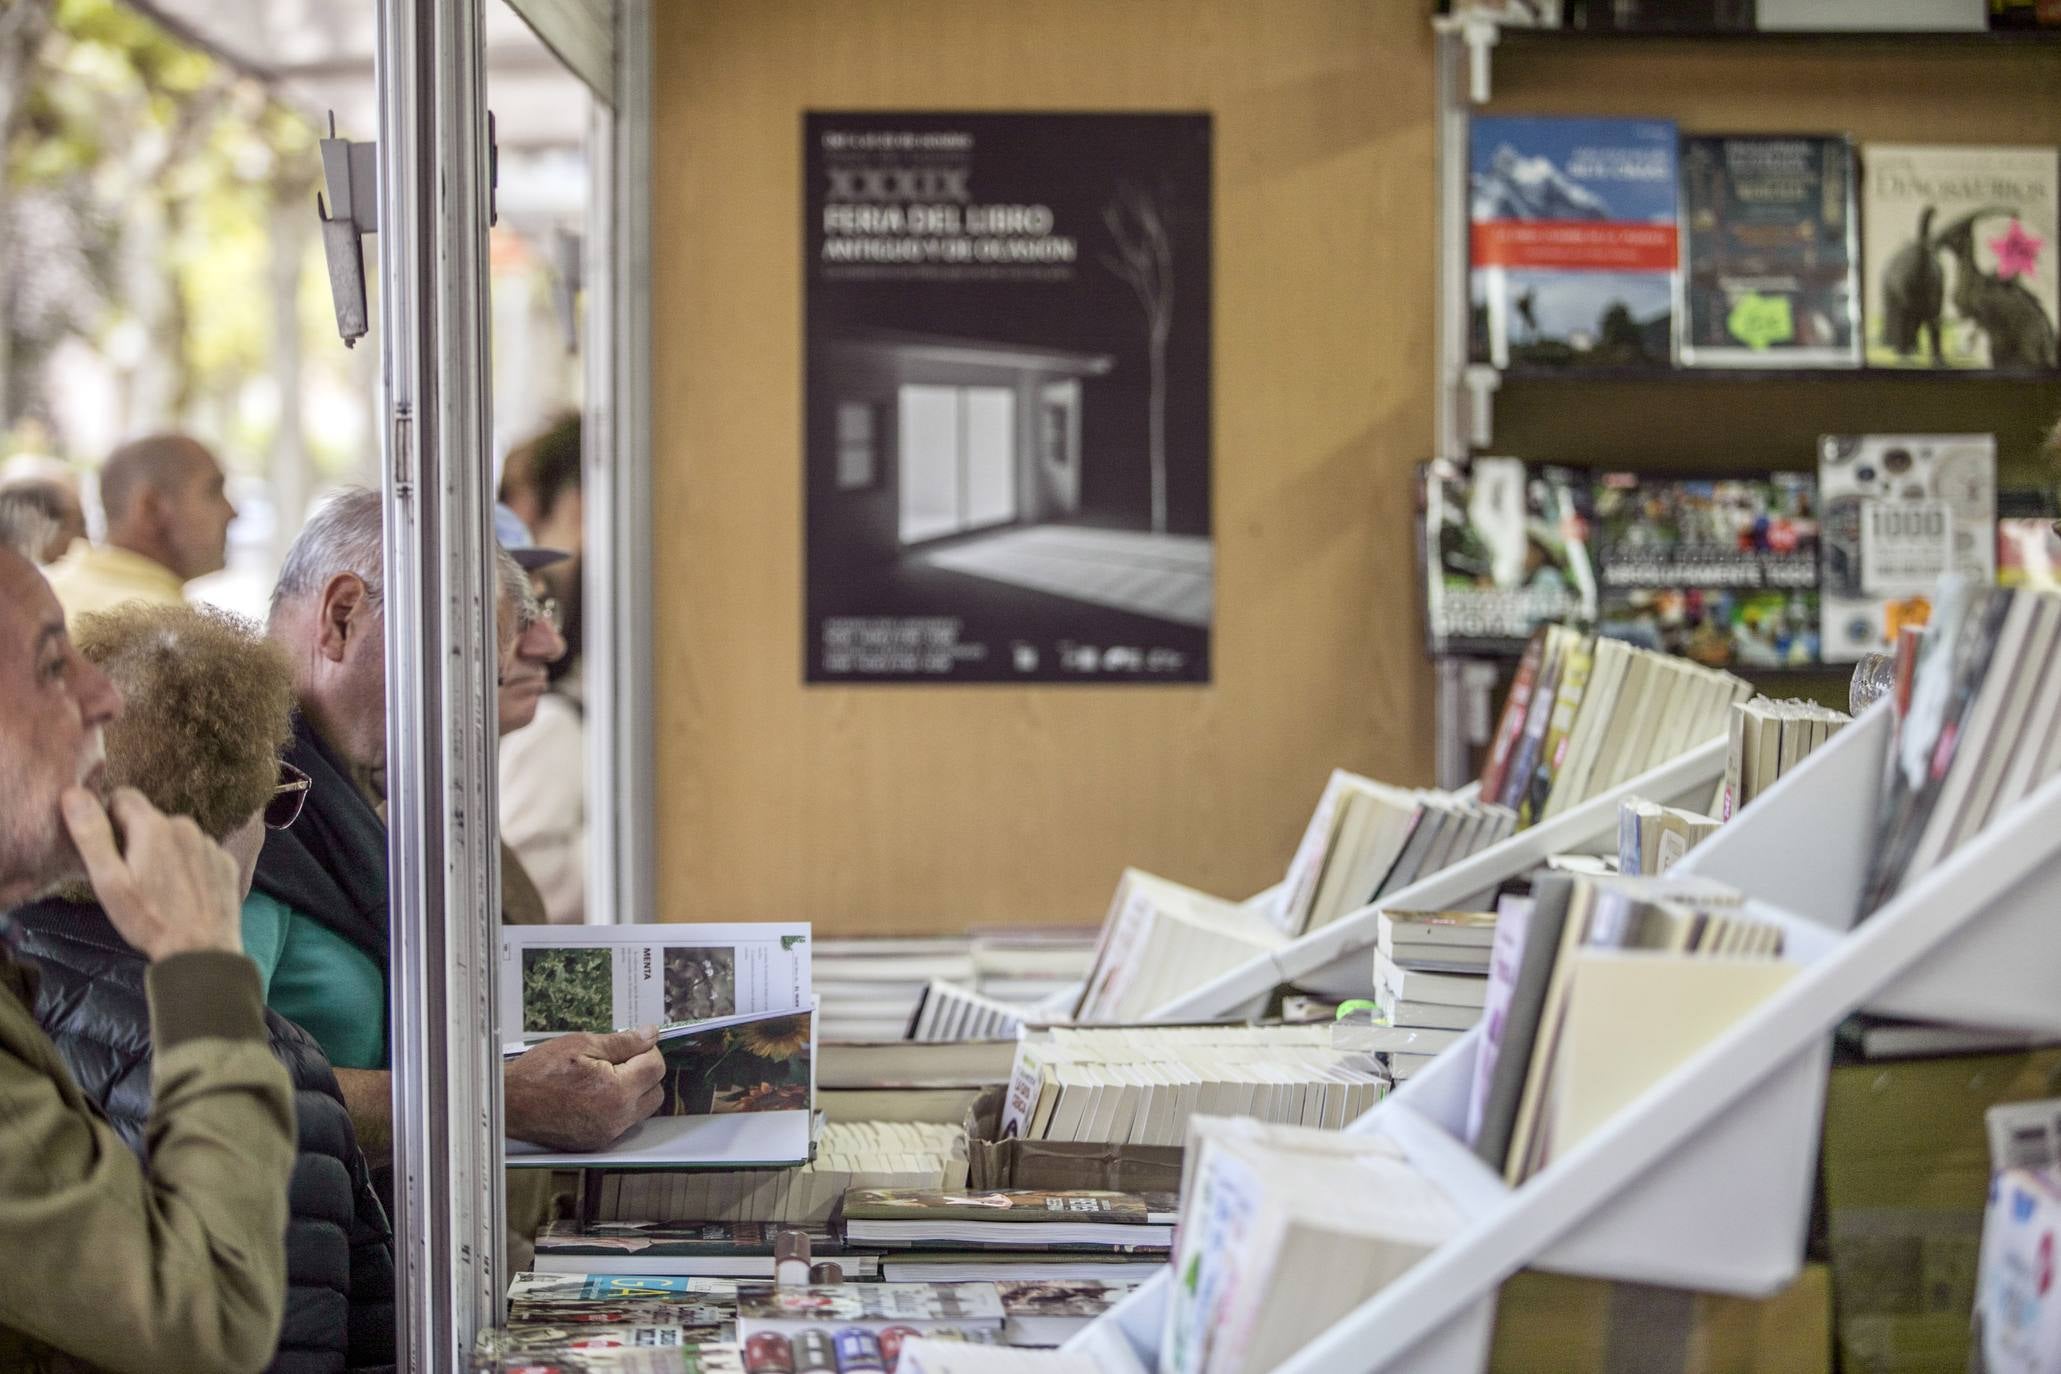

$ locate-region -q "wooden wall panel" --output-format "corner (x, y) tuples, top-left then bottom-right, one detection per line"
(651, 0), (1440, 932)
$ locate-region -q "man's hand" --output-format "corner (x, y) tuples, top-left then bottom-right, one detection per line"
(504, 1027), (665, 1153)
(61, 786), (242, 962)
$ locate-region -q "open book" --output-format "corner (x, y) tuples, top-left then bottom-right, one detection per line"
(505, 1005), (816, 1169)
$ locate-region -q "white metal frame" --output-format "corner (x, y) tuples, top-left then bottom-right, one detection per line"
(375, 0), (506, 1361)
(374, 0), (650, 1362)
(583, 0), (657, 925)
(1078, 702), (2061, 1372)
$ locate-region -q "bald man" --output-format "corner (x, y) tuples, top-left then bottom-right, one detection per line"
(45, 434), (236, 622)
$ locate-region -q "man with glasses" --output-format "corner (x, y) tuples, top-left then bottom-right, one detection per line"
(247, 488), (661, 1181)
(0, 550), (294, 1371)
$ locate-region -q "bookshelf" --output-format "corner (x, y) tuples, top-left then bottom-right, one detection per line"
(1076, 699), (2061, 1372)
(1140, 734), (1727, 1021)
(1427, 16), (2061, 786)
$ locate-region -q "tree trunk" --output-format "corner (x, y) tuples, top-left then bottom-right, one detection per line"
(0, 2), (53, 429)
(268, 190), (313, 562)
(1148, 322), (1168, 536)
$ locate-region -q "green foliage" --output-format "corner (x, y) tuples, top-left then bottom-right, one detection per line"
(521, 948), (614, 1035)
(4, 0), (325, 455)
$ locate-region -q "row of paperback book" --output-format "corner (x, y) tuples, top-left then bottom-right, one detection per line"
(1423, 434), (2004, 664)
(1470, 117), (2057, 372)
(996, 1026), (1391, 1147)
(1060, 627), (1750, 1024)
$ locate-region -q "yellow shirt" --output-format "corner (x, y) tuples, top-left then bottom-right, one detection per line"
(43, 544), (185, 623)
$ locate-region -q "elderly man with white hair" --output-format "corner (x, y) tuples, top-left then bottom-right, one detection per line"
(246, 488), (659, 1186)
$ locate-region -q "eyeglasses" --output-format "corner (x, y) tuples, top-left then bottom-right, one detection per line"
(265, 761), (312, 831)
(516, 594), (562, 638)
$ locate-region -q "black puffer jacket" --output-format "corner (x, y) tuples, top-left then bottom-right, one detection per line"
(7, 897), (397, 1374)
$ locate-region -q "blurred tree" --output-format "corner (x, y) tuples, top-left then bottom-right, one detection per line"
(3, 0), (318, 464)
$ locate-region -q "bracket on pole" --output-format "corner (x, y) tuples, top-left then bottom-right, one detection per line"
(317, 112), (379, 348)
(317, 109), (499, 348)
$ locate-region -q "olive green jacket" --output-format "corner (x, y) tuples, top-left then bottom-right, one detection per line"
(0, 949), (294, 1373)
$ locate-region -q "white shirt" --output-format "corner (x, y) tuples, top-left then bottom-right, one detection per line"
(499, 671), (587, 924)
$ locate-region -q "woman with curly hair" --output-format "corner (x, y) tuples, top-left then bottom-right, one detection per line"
(7, 604), (396, 1374)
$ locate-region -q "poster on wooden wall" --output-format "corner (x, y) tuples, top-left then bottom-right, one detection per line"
(804, 112), (1213, 684)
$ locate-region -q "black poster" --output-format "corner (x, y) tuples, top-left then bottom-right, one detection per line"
(804, 112), (1213, 684)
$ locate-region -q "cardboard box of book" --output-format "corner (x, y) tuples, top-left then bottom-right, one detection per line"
(1821, 1048), (2061, 1374)
(961, 1087), (1184, 1194)
(1489, 1265), (1831, 1374)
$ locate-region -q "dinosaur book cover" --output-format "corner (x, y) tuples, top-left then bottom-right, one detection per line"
(1469, 115), (1679, 370)
(1680, 135), (1861, 368)
(1861, 144), (2060, 371)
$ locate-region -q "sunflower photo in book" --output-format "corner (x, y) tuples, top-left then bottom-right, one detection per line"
(654, 1011), (813, 1117)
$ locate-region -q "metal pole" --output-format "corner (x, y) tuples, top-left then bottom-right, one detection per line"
(376, 0), (505, 1364)
(1431, 27), (1476, 791)
(585, 0), (656, 925)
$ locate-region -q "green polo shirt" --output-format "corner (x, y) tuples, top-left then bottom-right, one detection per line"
(240, 890), (388, 1070)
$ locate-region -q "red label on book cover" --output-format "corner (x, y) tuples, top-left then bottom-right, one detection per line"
(1471, 221), (1679, 272)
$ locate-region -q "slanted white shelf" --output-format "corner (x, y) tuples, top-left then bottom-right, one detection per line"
(1143, 737), (1728, 1021)
(1074, 702), (2061, 1373)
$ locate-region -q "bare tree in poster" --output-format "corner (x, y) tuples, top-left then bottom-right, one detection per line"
(1102, 184), (1174, 536)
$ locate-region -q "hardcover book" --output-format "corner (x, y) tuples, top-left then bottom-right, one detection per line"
(1421, 456), (1596, 656)
(1679, 134), (1860, 367)
(841, 1191), (1176, 1249)
(1591, 471), (1822, 668)
(1861, 144), (2059, 370)
(1470, 115), (1680, 369)
(1818, 434), (1996, 662)
(537, 1222), (845, 1258)
(842, 1190), (1167, 1226)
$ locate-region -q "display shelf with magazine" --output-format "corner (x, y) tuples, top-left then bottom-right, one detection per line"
(1426, 15), (2061, 787)
(1436, 5), (2061, 107)
(1072, 682), (2061, 1374)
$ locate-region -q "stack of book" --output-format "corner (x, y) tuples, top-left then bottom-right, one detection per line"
(1617, 797), (1722, 876)
(1866, 584), (2061, 911)
(1465, 873), (1793, 1185)
(998, 1025), (1391, 1146)
(1270, 772), (1516, 936)
(1360, 909), (1497, 1081)
(815, 932), (1099, 1041)
(970, 929), (1098, 1006)
(1163, 1119), (1464, 1374)
(1072, 871), (1284, 1024)
(842, 1189), (1176, 1287)
(1722, 697), (1851, 819)
(1483, 627), (1754, 825)
(532, 1220), (883, 1280)
(582, 1120), (970, 1228)
(912, 981), (1048, 1042)
(817, 937), (980, 1040)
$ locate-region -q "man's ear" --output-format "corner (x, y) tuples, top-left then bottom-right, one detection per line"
(314, 572), (371, 664)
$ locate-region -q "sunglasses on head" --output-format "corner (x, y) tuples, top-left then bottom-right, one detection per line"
(265, 761), (312, 831)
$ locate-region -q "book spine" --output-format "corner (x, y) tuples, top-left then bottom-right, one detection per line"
(1480, 629), (1548, 800)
